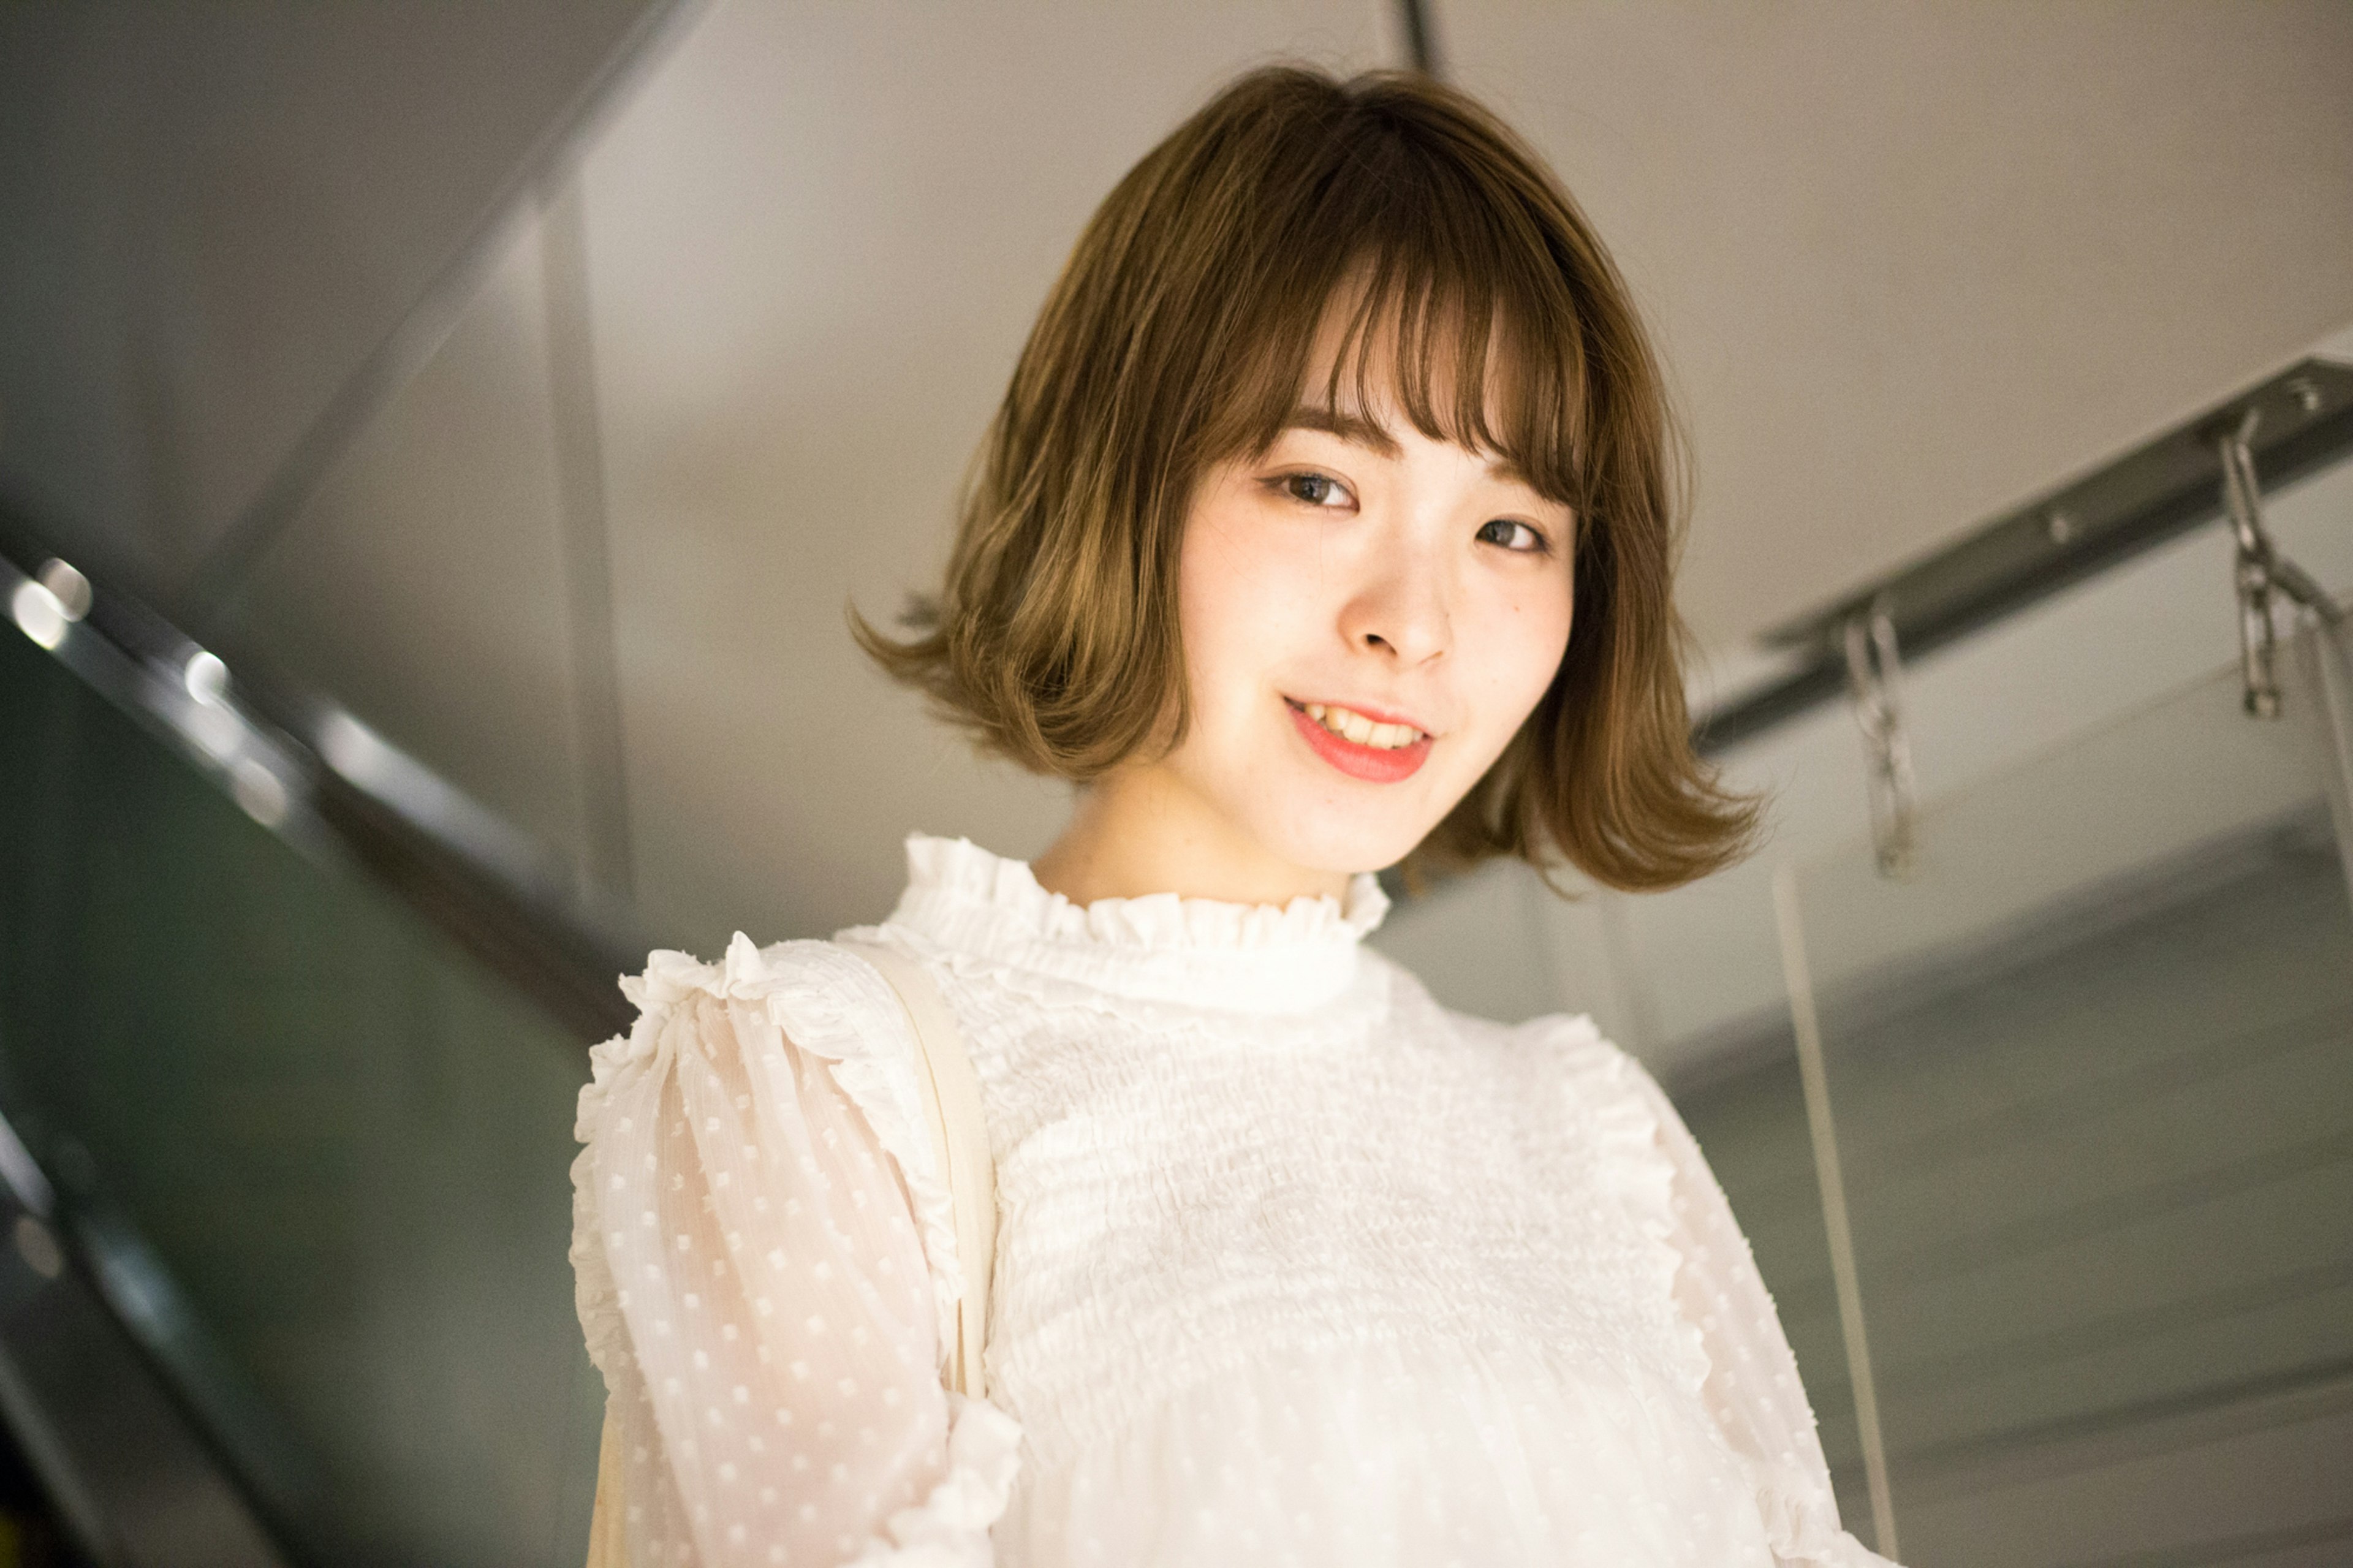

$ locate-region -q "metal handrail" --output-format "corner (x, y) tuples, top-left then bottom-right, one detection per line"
(1696, 357), (2353, 754)
(2, 504), (642, 1050)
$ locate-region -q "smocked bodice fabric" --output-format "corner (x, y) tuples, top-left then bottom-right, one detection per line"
(571, 835), (1898, 1567)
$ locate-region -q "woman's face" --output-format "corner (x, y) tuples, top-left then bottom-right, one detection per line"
(1154, 390), (1577, 877)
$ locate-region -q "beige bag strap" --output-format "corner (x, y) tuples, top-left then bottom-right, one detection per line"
(583, 1398), (627, 1568)
(838, 938), (995, 1401)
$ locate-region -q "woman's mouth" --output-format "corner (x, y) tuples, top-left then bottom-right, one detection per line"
(1284, 699), (1433, 783)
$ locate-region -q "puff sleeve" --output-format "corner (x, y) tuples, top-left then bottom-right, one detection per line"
(571, 934), (1021, 1566)
(1610, 1055), (1902, 1567)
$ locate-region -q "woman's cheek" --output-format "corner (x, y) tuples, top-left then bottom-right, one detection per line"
(1478, 585), (1572, 746)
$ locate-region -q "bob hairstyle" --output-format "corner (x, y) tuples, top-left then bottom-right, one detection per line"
(857, 65), (1760, 893)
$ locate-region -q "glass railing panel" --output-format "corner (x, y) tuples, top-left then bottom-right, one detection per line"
(0, 626), (604, 1568)
(1783, 621), (2353, 1567)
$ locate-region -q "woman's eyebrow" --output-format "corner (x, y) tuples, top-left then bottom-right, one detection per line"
(1281, 406), (1401, 456)
(1284, 405), (1542, 493)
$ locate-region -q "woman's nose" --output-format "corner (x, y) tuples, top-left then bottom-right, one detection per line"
(1340, 545), (1452, 666)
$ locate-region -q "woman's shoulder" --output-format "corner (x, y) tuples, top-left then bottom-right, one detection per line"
(1366, 951), (1664, 1132)
(1371, 948), (1628, 1069)
(580, 931), (963, 1314)
(608, 930), (911, 1038)
(583, 932), (926, 1127)
(612, 929), (895, 1015)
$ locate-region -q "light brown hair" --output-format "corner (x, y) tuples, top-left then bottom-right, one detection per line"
(856, 65), (1759, 892)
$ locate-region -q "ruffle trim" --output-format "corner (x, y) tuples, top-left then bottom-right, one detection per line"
(575, 932), (970, 1372)
(1749, 1461), (1898, 1565)
(886, 834), (1390, 1014)
(1555, 1025), (1889, 1567)
(851, 1392), (1025, 1566)
(898, 930), (1400, 1046)
(1551, 1021), (1716, 1404)
(568, 1138), (629, 1386)
(904, 833), (1390, 949)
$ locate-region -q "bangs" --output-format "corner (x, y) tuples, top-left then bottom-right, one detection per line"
(1195, 90), (1596, 542)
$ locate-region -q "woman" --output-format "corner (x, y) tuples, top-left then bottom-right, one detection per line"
(572, 64), (1898, 1567)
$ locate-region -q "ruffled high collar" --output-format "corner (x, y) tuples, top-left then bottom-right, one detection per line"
(881, 833), (1390, 1014)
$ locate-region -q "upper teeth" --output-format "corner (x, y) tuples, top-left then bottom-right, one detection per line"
(1303, 703), (1422, 750)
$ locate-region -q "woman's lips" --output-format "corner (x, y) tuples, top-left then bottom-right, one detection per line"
(1285, 699), (1433, 783)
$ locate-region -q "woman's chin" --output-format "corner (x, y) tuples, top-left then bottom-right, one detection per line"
(1247, 809), (1434, 884)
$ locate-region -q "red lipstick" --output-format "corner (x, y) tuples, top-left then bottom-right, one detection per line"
(1285, 699), (1433, 784)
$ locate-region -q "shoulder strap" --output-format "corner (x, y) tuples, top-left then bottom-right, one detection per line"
(837, 939), (995, 1401)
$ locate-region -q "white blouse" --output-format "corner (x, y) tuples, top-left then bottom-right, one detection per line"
(571, 834), (1897, 1567)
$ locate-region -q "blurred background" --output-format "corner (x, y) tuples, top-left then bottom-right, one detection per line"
(1, 3), (2350, 1565)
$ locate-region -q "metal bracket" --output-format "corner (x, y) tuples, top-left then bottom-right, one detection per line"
(1843, 593), (1919, 879)
(2214, 406), (2343, 719)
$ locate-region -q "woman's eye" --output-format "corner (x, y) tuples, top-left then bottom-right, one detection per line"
(1278, 472), (1348, 507)
(1476, 517), (1549, 553)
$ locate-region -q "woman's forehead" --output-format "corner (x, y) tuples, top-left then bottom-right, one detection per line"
(1319, 273), (1536, 397)
(1288, 309), (1545, 460)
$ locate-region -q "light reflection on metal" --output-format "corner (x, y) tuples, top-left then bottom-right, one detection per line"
(10, 578), (67, 649)
(0, 552), (319, 865)
(36, 559), (90, 621)
(2215, 408), (2343, 721)
(1842, 594), (1919, 880)
(230, 757), (291, 828)
(316, 708), (394, 785)
(184, 699), (245, 763)
(0, 1110), (55, 1221)
(183, 648), (230, 706)
(315, 707), (558, 896)
(12, 1215), (63, 1281)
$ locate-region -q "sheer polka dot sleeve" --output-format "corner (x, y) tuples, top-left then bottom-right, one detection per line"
(1615, 1061), (1903, 1568)
(572, 935), (1021, 1566)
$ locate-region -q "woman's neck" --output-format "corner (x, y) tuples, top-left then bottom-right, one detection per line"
(1031, 764), (1352, 909)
